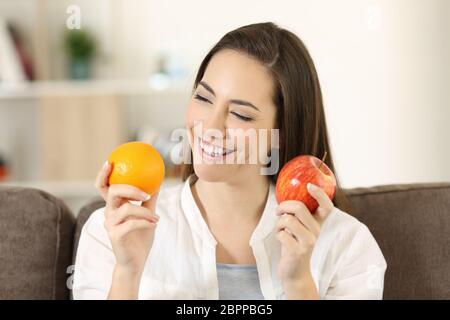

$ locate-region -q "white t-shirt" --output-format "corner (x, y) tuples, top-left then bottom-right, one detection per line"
(73, 175), (387, 299)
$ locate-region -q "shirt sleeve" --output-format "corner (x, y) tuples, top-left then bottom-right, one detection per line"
(72, 210), (115, 300)
(324, 224), (387, 300)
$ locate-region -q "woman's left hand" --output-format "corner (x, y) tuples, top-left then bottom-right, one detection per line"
(275, 183), (335, 299)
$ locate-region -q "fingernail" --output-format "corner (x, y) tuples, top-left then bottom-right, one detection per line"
(103, 161), (109, 169)
(307, 183), (316, 191)
(142, 193), (151, 201)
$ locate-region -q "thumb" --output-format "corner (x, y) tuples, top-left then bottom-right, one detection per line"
(142, 189), (160, 213)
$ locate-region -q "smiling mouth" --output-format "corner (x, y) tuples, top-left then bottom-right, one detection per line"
(197, 137), (235, 158)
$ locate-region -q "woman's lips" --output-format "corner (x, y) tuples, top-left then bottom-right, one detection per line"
(196, 137), (235, 161)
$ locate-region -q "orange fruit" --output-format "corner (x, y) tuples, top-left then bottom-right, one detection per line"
(108, 141), (165, 195)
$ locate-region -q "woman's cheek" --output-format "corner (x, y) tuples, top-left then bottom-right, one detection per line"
(186, 101), (197, 129)
(238, 126), (272, 165)
(186, 102), (210, 128)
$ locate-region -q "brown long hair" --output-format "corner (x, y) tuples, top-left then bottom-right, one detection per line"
(181, 22), (350, 212)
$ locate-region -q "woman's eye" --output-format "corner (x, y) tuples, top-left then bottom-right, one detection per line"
(231, 112), (253, 122)
(194, 94), (211, 103)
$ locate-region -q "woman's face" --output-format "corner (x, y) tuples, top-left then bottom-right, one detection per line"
(186, 49), (277, 183)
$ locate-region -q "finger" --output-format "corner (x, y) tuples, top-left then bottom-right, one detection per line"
(276, 213), (307, 237)
(275, 201), (321, 237)
(106, 184), (151, 212)
(277, 214), (316, 246)
(276, 229), (297, 252)
(114, 219), (156, 238)
(307, 183), (334, 220)
(108, 202), (159, 226)
(95, 161), (112, 200)
(142, 189), (160, 213)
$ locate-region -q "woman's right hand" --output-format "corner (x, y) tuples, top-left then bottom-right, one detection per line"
(94, 161), (160, 276)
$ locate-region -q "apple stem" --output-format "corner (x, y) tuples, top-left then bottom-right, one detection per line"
(318, 151), (328, 171)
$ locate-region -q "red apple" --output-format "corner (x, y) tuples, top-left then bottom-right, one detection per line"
(275, 154), (337, 213)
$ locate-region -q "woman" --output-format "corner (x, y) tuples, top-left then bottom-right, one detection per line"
(73, 22), (386, 300)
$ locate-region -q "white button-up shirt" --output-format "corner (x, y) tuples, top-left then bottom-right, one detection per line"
(73, 176), (387, 300)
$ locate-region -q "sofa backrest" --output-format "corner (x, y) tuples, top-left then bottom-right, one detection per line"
(346, 183), (450, 299)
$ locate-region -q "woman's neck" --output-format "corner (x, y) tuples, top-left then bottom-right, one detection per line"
(191, 171), (270, 225)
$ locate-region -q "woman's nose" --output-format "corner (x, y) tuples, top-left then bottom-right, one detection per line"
(203, 107), (227, 139)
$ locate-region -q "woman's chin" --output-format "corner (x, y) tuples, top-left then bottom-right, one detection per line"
(193, 163), (233, 183)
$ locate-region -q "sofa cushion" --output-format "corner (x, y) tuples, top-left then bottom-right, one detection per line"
(0, 186), (75, 299)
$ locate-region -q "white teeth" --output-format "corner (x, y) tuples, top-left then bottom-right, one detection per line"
(206, 144), (214, 155)
(198, 138), (231, 157)
(213, 146), (223, 156)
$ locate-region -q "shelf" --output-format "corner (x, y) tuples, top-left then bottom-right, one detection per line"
(0, 78), (191, 100)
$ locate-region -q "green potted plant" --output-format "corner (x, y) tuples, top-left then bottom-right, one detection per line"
(64, 29), (96, 80)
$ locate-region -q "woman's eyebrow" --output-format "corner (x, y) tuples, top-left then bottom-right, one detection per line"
(198, 81), (261, 112)
(198, 81), (215, 96)
(230, 98), (260, 112)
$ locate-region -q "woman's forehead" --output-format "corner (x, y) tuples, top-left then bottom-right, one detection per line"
(201, 50), (275, 107)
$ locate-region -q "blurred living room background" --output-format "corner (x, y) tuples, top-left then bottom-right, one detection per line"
(0, 0), (449, 214)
